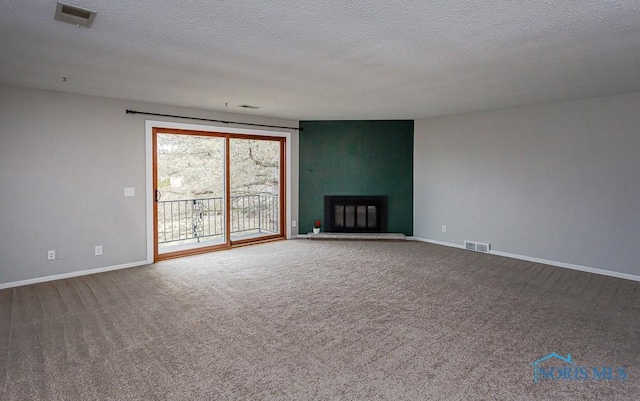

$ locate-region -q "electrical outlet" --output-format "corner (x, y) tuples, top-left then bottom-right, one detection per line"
(292, 220), (297, 227)
(47, 250), (56, 260)
(442, 225), (447, 233)
(95, 245), (103, 256)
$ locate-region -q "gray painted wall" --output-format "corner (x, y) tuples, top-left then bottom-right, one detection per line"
(0, 85), (299, 285)
(414, 92), (640, 276)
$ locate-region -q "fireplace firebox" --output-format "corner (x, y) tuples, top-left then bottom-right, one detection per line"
(324, 196), (387, 233)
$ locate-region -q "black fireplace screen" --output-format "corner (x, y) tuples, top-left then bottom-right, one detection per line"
(324, 196), (387, 233)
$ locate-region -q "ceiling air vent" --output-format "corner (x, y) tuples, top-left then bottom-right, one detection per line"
(238, 104), (261, 110)
(55, 2), (97, 28)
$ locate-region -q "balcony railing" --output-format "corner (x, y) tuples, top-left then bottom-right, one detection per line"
(157, 194), (279, 245)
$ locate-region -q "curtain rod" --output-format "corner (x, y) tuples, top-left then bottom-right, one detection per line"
(126, 109), (302, 131)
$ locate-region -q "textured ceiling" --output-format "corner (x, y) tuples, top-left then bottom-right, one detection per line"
(1, 1), (640, 120)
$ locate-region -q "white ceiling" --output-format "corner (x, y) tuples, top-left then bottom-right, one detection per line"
(2, 1), (640, 120)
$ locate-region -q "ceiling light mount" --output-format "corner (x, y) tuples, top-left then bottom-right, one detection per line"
(54, 2), (97, 28)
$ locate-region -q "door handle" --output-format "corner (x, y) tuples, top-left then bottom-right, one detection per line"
(155, 190), (161, 202)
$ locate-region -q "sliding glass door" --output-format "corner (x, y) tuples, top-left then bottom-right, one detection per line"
(155, 132), (226, 256)
(229, 137), (283, 242)
(153, 128), (285, 260)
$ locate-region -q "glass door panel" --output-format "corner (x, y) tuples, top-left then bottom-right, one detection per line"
(229, 138), (282, 241)
(156, 133), (226, 254)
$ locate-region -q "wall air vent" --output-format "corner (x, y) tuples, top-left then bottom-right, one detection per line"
(464, 240), (491, 253)
(54, 2), (97, 28)
(238, 104), (261, 110)
(476, 243), (490, 253)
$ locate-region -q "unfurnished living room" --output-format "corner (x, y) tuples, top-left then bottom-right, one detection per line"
(1, 1), (639, 400)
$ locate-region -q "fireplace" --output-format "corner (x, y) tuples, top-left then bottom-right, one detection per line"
(324, 196), (387, 233)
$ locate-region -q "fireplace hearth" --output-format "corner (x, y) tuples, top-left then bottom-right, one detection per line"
(324, 196), (387, 233)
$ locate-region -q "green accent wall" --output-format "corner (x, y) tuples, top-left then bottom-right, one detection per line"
(299, 120), (414, 235)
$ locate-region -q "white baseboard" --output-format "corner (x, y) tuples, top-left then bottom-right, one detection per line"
(4, 240), (638, 288)
(0, 260), (149, 290)
(408, 236), (467, 250)
(408, 237), (640, 283)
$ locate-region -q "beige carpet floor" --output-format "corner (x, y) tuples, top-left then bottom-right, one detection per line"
(0, 240), (639, 400)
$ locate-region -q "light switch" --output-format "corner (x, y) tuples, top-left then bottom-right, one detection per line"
(124, 187), (135, 197)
